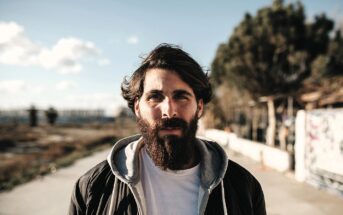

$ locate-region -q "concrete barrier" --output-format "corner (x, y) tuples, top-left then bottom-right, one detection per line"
(204, 129), (292, 172)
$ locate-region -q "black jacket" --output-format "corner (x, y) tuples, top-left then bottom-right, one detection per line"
(69, 135), (266, 215)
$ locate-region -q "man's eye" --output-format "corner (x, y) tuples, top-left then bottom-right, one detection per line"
(174, 94), (188, 100)
(147, 94), (163, 101)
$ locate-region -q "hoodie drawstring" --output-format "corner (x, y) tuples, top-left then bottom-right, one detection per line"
(221, 181), (228, 215)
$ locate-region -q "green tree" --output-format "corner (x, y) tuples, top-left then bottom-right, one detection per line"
(28, 105), (38, 127)
(326, 31), (343, 76)
(45, 107), (58, 125)
(211, 0), (334, 146)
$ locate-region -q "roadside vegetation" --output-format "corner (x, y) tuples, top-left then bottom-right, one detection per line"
(0, 118), (138, 191)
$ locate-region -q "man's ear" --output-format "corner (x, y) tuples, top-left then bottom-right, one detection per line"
(197, 99), (204, 118)
(134, 98), (141, 118)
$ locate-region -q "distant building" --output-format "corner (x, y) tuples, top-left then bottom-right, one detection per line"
(57, 109), (106, 124)
(0, 109), (44, 125)
(0, 108), (112, 125)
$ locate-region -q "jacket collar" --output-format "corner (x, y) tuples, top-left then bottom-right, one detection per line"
(107, 134), (228, 189)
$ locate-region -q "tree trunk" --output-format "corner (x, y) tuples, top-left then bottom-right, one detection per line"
(251, 107), (258, 141)
(287, 96), (293, 119)
(266, 97), (275, 146)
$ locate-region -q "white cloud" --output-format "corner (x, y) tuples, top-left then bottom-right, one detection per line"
(127, 36), (139, 44)
(0, 21), (24, 44)
(0, 21), (106, 74)
(38, 37), (100, 74)
(56, 80), (76, 91)
(0, 80), (26, 93)
(30, 85), (44, 94)
(0, 80), (43, 94)
(0, 22), (41, 66)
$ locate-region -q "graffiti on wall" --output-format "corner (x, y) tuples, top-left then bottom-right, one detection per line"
(305, 108), (343, 193)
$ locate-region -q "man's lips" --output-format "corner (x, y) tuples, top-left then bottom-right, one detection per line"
(159, 127), (182, 136)
(161, 127), (181, 130)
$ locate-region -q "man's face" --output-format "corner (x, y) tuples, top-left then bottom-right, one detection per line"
(134, 68), (203, 169)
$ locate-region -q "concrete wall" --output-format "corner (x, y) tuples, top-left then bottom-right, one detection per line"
(204, 129), (292, 172)
(295, 108), (343, 195)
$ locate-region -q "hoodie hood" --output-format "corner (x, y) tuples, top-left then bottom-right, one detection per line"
(107, 134), (228, 189)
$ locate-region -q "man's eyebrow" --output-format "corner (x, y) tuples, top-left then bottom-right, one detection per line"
(146, 89), (163, 94)
(173, 89), (193, 97)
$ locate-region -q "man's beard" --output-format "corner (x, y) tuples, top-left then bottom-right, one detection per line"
(137, 114), (199, 170)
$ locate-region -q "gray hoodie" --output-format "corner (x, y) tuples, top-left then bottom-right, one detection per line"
(106, 134), (229, 215)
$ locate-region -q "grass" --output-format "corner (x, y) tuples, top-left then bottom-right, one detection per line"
(0, 118), (138, 191)
(0, 140), (114, 191)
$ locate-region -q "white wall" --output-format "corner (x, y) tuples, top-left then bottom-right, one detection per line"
(295, 108), (343, 195)
(295, 110), (306, 181)
(204, 129), (292, 172)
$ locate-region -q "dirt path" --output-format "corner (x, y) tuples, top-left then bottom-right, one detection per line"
(0, 149), (109, 215)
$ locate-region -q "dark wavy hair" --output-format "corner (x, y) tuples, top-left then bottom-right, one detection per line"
(121, 43), (212, 112)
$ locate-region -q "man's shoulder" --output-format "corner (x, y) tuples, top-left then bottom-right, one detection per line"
(227, 160), (252, 176)
(225, 160), (266, 214)
(225, 159), (261, 187)
(77, 160), (113, 189)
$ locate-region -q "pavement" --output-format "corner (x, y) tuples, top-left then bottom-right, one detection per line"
(226, 150), (343, 215)
(0, 147), (343, 215)
(0, 150), (108, 215)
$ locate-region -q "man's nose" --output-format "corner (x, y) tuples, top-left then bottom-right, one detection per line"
(161, 98), (177, 118)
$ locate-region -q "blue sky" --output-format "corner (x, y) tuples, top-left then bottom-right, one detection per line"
(0, 0), (342, 116)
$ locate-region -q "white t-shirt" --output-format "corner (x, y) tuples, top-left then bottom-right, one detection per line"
(140, 147), (200, 215)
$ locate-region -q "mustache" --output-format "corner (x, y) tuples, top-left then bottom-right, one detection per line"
(157, 118), (188, 130)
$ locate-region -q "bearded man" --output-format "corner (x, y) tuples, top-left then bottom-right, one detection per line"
(69, 44), (266, 215)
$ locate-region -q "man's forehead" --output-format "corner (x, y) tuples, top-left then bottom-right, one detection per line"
(143, 68), (194, 94)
